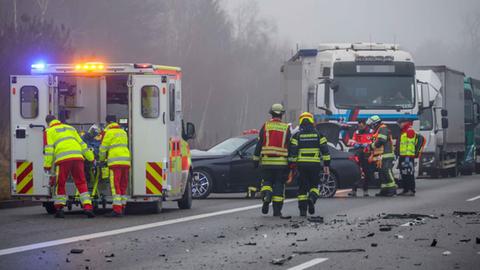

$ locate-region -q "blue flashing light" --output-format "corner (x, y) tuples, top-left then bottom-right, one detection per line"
(31, 62), (46, 69)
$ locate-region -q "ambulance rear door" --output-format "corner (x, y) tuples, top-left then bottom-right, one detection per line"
(10, 75), (51, 196)
(130, 74), (168, 197)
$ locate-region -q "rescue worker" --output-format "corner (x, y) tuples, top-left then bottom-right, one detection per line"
(396, 118), (417, 196)
(43, 115), (95, 218)
(100, 115), (131, 217)
(253, 104), (291, 217)
(289, 112), (331, 216)
(82, 124), (101, 157)
(366, 115), (397, 197)
(348, 119), (374, 197)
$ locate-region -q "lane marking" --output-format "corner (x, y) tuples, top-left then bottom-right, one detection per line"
(287, 258), (329, 270)
(466, 195), (480, 202)
(0, 199), (296, 257)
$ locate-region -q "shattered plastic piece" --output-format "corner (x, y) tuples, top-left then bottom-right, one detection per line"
(379, 227), (392, 232)
(430, 239), (438, 247)
(394, 234), (404, 239)
(270, 255), (293, 265)
(307, 216), (324, 223)
(70, 249), (84, 254)
(286, 232), (297, 236)
(66, 258), (70, 263)
(367, 233), (375, 237)
(294, 248), (366, 254)
(442, 251), (451, 256)
(371, 243), (378, 247)
(106, 259), (112, 262)
(243, 242), (257, 246)
(105, 254), (115, 258)
(460, 239), (471, 243)
(217, 235), (226, 239)
(296, 238), (308, 242)
(476, 237), (480, 244)
(453, 211), (477, 216)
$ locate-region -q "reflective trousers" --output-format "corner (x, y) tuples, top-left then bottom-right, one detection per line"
(260, 167), (288, 210)
(110, 166), (130, 213)
(297, 166), (321, 210)
(54, 160), (92, 210)
(379, 158), (397, 190)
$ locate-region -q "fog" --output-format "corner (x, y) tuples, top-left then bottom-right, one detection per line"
(223, 0), (480, 77)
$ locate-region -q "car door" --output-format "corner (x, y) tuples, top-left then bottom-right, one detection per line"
(229, 140), (261, 189)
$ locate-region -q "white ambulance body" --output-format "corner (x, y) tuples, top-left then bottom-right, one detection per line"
(10, 62), (195, 213)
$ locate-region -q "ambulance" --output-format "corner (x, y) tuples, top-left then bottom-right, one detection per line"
(10, 62), (196, 214)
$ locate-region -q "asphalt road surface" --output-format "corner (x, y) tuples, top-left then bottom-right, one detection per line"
(0, 176), (479, 270)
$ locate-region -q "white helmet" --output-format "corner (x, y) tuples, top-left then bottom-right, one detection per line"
(88, 124), (100, 136)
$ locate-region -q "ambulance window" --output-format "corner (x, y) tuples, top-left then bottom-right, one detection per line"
(169, 83), (175, 121)
(20, 86), (39, 119)
(141, 86), (160, 118)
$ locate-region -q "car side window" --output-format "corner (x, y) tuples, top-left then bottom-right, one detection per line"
(242, 143), (256, 158)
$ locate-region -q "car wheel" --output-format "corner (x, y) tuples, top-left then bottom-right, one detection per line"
(192, 169), (213, 199)
(318, 172), (337, 198)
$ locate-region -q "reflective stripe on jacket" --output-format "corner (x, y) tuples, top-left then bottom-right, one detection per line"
(289, 125), (331, 166)
(253, 118), (291, 167)
(99, 122), (131, 167)
(371, 124), (394, 160)
(44, 120), (94, 169)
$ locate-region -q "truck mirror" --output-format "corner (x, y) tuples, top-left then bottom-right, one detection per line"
(441, 118), (449, 129)
(420, 83), (430, 108)
(441, 109), (448, 117)
(316, 84), (327, 108)
(185, 122), (196, 140)
(329, 80), (339, 91)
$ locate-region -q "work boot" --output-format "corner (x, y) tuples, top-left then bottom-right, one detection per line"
(348, 190), (357, 197)
(272, 202), (283, 217)
(84, 209), (96, 218)
(298, 201), (307, 217)
(55, 209), (65, 219)
(261, 201), (270, 214)
(105, 211), (123, 217)
(307, 200), (315, 215)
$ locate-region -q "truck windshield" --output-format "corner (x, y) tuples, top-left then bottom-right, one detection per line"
(419, 108), (433, 131)
(333, 76), (415, 109)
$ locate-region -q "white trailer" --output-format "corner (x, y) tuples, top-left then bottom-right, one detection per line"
(10, 62), (196, 213)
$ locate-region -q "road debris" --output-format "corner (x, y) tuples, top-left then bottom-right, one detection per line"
(243, 242), (257, 246)
(459, 239), (471, 243)
(453, 211), (478, 216)
(270, 255), (294, 265)
(430, 239), (438, 247)
(371, 243), (378, 247)
(382, 213), (437, 219)
(106, 258), (113, 262)
(286, 232), (297, 236)
(294, 248), (366, 254)
(442, 251), (451, 256)
(217, 235), (226, 239)
(394, 234), (404, 239)
(70, 249), (84, 254)
(379, 226), (392, 232)
(296, 238), (308, 242)
(476, 237), (480, 244)
(401, 218), (426, 226)
(307, 216), (324, 223)
(105, 253), (115, 258)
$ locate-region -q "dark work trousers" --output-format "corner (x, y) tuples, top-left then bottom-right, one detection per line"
(399, 157), (416, 193)
(353, 149), (374, 192)
(260, 167), (288, 211)
(379, 158), (397, 193)
(297, 166), (321, 211)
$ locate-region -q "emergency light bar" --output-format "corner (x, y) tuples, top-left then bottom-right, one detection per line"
(29, 62), (180, 75)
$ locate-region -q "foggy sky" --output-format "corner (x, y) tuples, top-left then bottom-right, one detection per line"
(222, 0), (480, 77)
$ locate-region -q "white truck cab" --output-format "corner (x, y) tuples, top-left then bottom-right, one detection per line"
(10, 62), (196, 213)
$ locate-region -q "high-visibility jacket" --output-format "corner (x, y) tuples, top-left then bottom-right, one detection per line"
(350, 129), (374, 145)
(289, 125), (331, 167)
(398, 124), (417, 157)
(99, 122), (131, 167)
(253, 118), (291, 167)
(44, 120), (94, 170)
(370, 124), (394, 161)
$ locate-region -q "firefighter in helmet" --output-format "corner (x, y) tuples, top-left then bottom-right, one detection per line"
(289, 112), (330, 216)
(366, 115), (397, 197)
(253, 104), (291, 217)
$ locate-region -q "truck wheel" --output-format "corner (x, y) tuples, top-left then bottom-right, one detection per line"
(43, 202), (56, 214)
(178, 175), (193, 209)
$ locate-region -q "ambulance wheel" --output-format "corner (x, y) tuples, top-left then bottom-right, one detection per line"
(43, 202), (56, 214)
(178, 175), (192, 209)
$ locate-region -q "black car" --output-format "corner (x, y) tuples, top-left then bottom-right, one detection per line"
(191, 134), (361, 199)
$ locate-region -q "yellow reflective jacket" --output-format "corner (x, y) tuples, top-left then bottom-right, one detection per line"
(99, 122), (131, 167)
(44, 120), (94, 169)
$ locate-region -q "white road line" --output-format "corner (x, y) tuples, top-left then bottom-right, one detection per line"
(0, 199), (296, 257)
(287, 258), (329, 270)
(466, 195), (480, 202)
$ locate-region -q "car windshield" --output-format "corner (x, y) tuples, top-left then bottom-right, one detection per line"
(419, 108), (433, 131)
(333, 76), (415, 109)
(208, 137), (250, 154)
